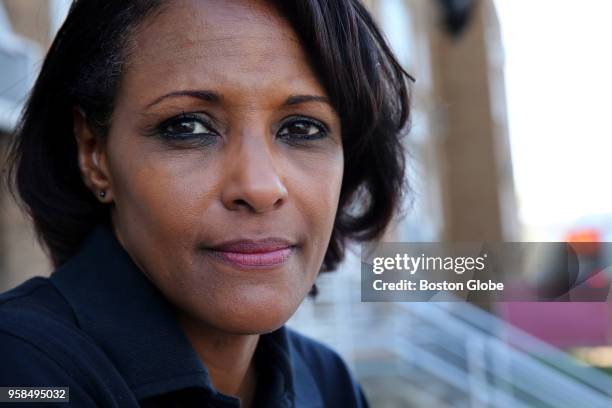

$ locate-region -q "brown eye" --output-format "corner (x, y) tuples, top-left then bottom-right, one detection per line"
(162, 116), (211, 136)
(286, 122), (317, 136)
(277, 117), (327, 142)
(166, 119), (205, 134)
(156, 113), (219, 143)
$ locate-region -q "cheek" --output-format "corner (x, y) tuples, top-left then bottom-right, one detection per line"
(106, 137), (220, 256)
(112, 142), (205, 213)
(300, 164), (343, 225)
(290, 152), (344, 264)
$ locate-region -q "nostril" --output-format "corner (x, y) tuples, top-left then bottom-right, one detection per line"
(233, 198), (250, 209)
(221, 167), (289, 213)
(231, 196), (284, 213)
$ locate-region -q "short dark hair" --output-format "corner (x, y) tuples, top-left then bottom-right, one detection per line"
(6, 0), (412, 273)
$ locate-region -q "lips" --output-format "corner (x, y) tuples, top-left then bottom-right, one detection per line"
(204, 238), (295, 269)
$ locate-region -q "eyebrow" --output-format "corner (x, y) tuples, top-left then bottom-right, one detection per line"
(145, 90), (331, 109)
(145, 90), (221, 109)
(283, 94), (331, 107)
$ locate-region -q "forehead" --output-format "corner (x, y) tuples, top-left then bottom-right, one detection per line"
(122, 0), (325, 106)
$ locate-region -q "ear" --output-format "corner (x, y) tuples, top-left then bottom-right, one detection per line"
(73, 107), (113, 202)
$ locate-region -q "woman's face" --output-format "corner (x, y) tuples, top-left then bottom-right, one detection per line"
(98, 0), (343, 334)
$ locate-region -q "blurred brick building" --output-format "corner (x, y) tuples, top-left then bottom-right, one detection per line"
(0, 0), (57, 290)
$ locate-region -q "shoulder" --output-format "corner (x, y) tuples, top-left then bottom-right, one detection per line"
(0, 278), (133, 406)
(0, 277), (84, 353)
(0, 277), (78, 352)
(284, 326), (370, 407)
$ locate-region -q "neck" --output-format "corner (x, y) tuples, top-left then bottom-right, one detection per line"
(176, 313), (259, 407)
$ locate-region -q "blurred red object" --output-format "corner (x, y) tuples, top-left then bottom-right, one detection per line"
(565, 228), (601, 256)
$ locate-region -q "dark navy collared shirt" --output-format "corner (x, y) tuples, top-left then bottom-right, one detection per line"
(0, 224), (369, 407)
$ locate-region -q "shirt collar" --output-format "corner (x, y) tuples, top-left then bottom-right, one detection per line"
(49, 223), (304, 405)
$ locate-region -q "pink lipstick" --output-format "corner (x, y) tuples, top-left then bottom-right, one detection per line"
(205, 238), (295, 269)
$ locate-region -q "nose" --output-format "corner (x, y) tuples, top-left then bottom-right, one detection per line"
(220, 136), (288, 213)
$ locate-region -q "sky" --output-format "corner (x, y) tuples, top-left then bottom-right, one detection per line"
(493, 0), (612, 234)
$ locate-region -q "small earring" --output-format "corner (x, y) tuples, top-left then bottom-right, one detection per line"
(98, 190), (106, 198)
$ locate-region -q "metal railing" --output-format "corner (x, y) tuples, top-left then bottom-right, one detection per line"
(289, 273), (612, 407)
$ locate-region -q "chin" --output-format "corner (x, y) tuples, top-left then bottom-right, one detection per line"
(201, 287), (305, 335)
(209, 307), (295, 335)
(221, 316), (288, 335)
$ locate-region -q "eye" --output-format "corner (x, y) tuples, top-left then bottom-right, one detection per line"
(277, 117), (328, 142)
(157, 113), (217, 140)
(166, 119), (207, 135)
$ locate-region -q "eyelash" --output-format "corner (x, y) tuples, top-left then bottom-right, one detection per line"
(277, 116), (329, 144)
(153, 113), (329, 146)
(155, 112), (218, 144)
